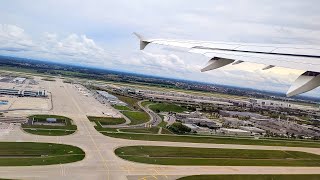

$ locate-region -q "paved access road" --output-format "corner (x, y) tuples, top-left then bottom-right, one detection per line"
(0, 78), (319, 180)
(105, 100), (162, 129)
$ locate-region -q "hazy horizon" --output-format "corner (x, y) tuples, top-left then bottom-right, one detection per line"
(4, 54), (320, 102)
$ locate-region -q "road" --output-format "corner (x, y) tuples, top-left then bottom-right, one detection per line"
(105, 100), (162, 129)
(137, 100), (162, 127)
(0, 79), (319, 180)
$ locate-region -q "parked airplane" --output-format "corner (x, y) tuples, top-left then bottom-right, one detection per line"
(134, 33), (320, 97)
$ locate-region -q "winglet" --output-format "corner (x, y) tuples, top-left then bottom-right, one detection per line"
(133, 32), (150, 50)
(286, 71), (320, 97)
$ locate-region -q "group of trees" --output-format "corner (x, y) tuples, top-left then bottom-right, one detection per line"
(168, 122), (191, 134)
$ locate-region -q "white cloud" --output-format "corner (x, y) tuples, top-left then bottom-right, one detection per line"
(0, 25), (117, 67)
(0, 24), (33, 51)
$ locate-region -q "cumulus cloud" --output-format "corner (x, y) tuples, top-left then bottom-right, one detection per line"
(0, 24), (34, 51)
(0, 25), (118, 67)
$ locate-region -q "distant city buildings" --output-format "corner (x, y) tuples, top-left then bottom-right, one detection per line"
(251, 99), (292, 108)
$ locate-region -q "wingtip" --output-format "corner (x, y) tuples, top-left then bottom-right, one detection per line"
(133, 32), (144, 40)
(133, 32), (150, 50)
(286, 71), (320, 97)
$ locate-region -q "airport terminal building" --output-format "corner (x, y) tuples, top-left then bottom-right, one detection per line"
(0, 88), (46, 97)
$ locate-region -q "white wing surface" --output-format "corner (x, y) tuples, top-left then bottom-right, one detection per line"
(134, 33), (320, 97)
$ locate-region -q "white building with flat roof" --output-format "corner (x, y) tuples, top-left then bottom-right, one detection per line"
(251, 99), (292, 108)
(220, 128), (251, 136)
(239, 126), (266, 134)
(250, 98), (319, 111)
(12, 77), (26, 84)
(97, 90), (127, 106)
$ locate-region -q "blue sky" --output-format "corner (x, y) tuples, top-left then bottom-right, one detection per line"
(0, 0), (320, 96)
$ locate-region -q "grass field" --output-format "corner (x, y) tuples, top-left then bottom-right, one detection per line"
(113, 105), (131, 111)
(103, 132), (320, 148)
(149, 103), (187, 113)
(140, 101), (154, 107)
(87, 117), (121, 132)
(22, 114), (77, 136)
(41, 78), (56, 81)
(178, 174), (320, 180)
(115, 146), (320, 166)
(98, 127), (173, 135)
(122, 111), (149, 125)
(111, 94), (141, 110)
(23, 129), (76, 136)
(87, 116), (126, 125)
(0, 142), (85, 166)
(156, 115), (173, 134)
(63, 79), (73, 84)
(96, 127), (119, 132)
(120, 127), (160, 134)
(161, 128), (173, 134)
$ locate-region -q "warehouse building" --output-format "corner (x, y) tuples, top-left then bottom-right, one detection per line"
(0, 88), (20, 96)
(250, 99), (292, 108)
(239, 126), (266, 134)
(12, 77), (26, 84)
(97, 90), (126, 105)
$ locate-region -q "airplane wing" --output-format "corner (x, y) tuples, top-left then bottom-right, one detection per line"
(134, 33), (320, 97)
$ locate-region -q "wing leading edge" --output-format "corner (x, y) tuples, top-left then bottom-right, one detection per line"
(134, 33), (320, 97)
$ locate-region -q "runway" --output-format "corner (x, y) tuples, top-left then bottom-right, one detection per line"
(0, 78), (319, 180)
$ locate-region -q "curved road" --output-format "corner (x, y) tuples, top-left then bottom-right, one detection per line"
(105, 100), (161, 129)
(136, 100), (162, 127)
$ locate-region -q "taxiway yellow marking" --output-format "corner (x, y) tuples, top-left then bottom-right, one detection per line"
(63, 83), (110, 180)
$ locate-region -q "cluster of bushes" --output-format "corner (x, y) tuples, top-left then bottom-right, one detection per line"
(168, 122), (191, 134)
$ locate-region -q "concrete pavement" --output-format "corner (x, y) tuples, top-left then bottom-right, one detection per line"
(0, 78), (319, 180)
